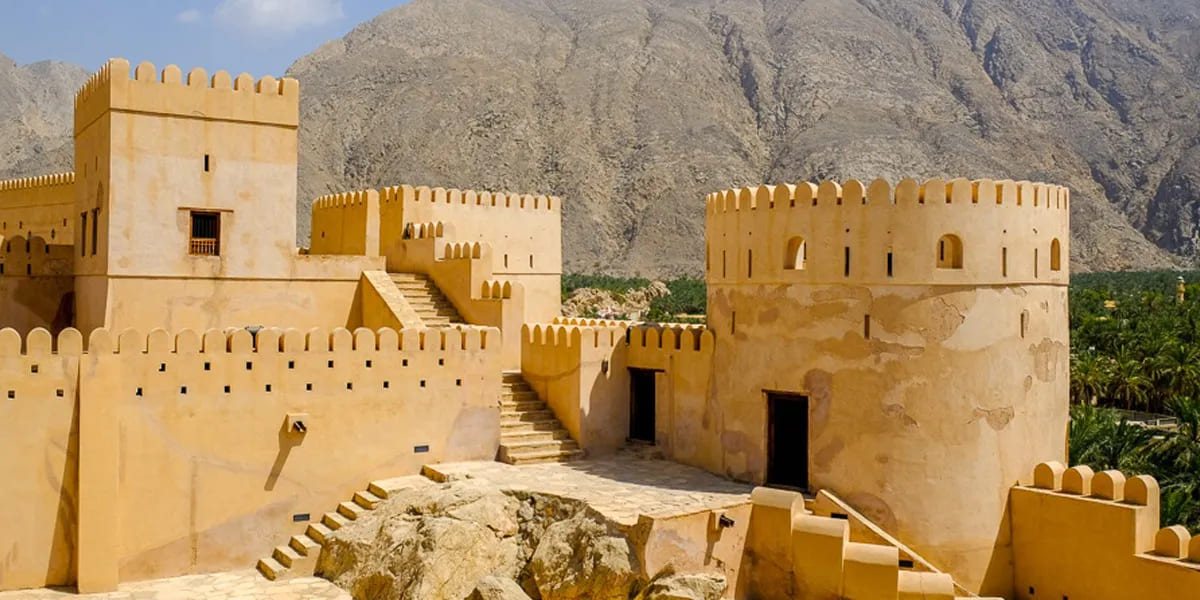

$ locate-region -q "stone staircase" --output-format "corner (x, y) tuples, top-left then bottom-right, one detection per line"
(255, 476), (433, 581)
(499, 371), (583, 465)
(388, 272), (464, 326)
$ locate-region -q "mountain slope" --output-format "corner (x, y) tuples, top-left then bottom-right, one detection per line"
(0, 53), (87, 179)
(289, 0), (1199, 275)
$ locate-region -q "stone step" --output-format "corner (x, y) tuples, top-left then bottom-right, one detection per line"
(500, 419), (565, 433)
(501, 409), (556, 424)
(337, 501), (364, 520)
(389, 273), (430, 281)
(502, 390), (538, 401)
(256, 557), (287, 581)
(503, 447), (585, 465)
(322, 511), (349, 530)
(272, 544), (302, 568)
(501, 372), (524, 383)
(502, 382), (533, 392)
(500, 400), (546, 412)
(500, 429), (572, 444)
(354, 490), (384, 510)
(290, 534), (320, 557)
(369, 475), (435, 499)
(306, 522), (333, 544)
(502, 438), (580, 456)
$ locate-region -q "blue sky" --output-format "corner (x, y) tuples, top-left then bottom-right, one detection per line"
(0, 0), (408, 77)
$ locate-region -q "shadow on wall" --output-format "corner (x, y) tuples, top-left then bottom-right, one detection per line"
(48, 398), (80, 586)
(265, 419), (305, 492)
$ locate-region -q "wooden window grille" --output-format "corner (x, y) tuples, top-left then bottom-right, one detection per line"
(189, 212), (220, 256)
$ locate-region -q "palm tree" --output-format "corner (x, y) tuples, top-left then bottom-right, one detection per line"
(1071, 352), (1110, 405)
(1109, 349), (1152, 411)
(1151, 345), (1200, 410)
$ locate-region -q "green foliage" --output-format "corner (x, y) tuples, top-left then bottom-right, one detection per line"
(648, 277), (706, 320)
(561, 274), (650, 300)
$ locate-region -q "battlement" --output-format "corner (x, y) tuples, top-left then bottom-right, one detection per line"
(74, 58), (299, 134)
(380, 185), (560, 213)
(1011, 461), (1200, 599)
(627, 324), (713, 353)
(705, 177), (1069, 286)
(0, 173), (75, 192)
(521, 323), (628, 351)
(0, 325), (497, 357)
(706, 178), (1068, 213)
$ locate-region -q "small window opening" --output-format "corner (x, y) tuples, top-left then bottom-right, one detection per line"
(438, 358), (445, 366)
(56, 389), (64, 398)
(383, 380), (390, 389)
(887, 252), (894, 278)
(785, 237), (806, 270)
(90, 208), (98, 256)
(180, 386), (187, 395)
(456, 379), (463, 387)
(245, 361), (252, 371)
(1034, 249), (1040, 278)
(158, 363), (166, 372)
(203, 154), (211, 172)
(327, 360), (334, 368)
(204, 362), (211, 371)
(844, 247), (851, 277)
(420, 380), (427, 388)
(224, 385), (231, 394)
(503, 254), (509, 268)
(1021, 310), (1029, 339)
(288, 360), (294, 369)
(6, 391), (13, 399)
(864, 315), (871, 339)
(936, 235), (963, 269)
(731, 311), (737, 334)
(346, 382), (353, 390)
(80, 213), (87, 257)
(265, 384), (272, 392)
(1050, 239), (1062, 272)
(365, 360), (372, 368)
(1002, 247), (1008, 277)
(722, 250), (727, 278)
(529, 255), (534, 268)
(402, 359), (409, 367)
(747, 249), (753, 278)
(306, 383), (313, 391)
(189, 212), (220, 256)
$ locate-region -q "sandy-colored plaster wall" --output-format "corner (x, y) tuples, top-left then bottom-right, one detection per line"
(74, 254), (382, 334)
(76, 325), (500, 584)
(0, 236), (76, 334)
(0, 174), (76, 244)
(1011, 463), (1200, 600)
(0, 328), (80, 591)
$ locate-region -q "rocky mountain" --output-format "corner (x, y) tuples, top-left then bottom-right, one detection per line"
(5, 1), (1200, 275)
(289, 0), (1200, 275)
(0, 54), (87, 179)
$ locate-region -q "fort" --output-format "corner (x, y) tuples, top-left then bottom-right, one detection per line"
(0, 58), (1195, 600)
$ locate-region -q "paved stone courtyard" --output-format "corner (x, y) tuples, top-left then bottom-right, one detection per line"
(426, 451), (754, 525)
(0, 454), (752, 598)
(0, 570), (347, 600)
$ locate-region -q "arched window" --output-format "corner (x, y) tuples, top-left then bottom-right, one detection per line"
(1050, 239), (1062, 272)
(785, 237), (807, 270)
(936, 235), (963, 269)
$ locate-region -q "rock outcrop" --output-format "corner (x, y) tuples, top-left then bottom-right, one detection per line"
(317, 479), (718, 600)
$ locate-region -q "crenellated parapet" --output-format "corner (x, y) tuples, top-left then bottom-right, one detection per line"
(705, 178), (1070, 286)
(380, 184), (559, 213)
(0, 174), (77, 244)
(0, 173), (76, 192)
(1011, 461), (1200, 599)
(74, 58), (298, 134)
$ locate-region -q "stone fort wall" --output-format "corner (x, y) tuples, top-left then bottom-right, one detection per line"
(0, 325), (501, 592)
(0, 173), (76, 245)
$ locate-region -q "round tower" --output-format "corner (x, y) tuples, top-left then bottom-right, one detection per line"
(704, 178), (1069, 596)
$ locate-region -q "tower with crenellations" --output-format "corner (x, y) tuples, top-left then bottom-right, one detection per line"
(71, 58), (301, 332)
(702, 178), (1071, 596)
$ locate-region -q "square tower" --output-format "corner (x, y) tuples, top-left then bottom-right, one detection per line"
(72, 59), (300, 332)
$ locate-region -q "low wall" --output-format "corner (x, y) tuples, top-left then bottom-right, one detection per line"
(1011, 462), (1200, 600)
(0, 329), (80, 590)
(0, 325), (502, 592)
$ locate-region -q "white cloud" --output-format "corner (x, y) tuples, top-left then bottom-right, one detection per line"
(175, 9), (203, 24)
(214, 0), (343, 33)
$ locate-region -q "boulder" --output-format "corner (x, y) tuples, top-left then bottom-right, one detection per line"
(469, 576), (533, 600)
(638, 572), (727, 600)
(529, 514), (645, 600)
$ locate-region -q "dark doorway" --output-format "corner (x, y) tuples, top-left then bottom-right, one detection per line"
(767, 392), (809, 490)
(629, 368), (657, 443)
